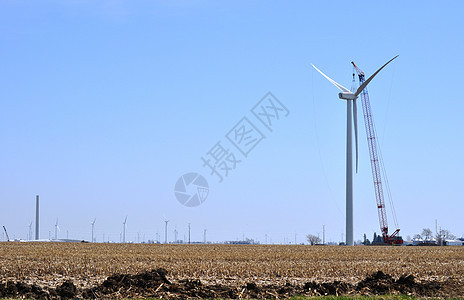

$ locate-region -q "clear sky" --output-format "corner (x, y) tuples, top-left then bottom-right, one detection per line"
(1, 1), (463, 243)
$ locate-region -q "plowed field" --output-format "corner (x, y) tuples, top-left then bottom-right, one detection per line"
(1, 243), (463, 298)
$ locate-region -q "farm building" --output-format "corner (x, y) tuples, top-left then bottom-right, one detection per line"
(445, 239), (463, 246)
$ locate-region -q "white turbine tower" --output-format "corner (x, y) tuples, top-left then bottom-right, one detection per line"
(54, 219), (60, 240)
(122, 216), (127, 243)
(164, 217), (170, 244)
(91, 218), (96, 243)
(28, 222), (32, 241)
(312, 55), (398, 246)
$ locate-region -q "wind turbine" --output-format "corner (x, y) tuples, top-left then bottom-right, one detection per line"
(54, 219), (60, 240)
(164, 217), (170, 244)
(311, 55), (398, 246)
(122, 216), (127, 243)
(28, 222), (32, 241)
(91, 218), (96, 243)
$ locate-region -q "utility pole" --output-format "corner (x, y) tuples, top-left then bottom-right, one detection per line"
(35, 195), (40, 240)
(439, 226), (443, 246)
(188, 223), (191, 244)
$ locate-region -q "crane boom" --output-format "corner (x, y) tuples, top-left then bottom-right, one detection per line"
(3, 226), (10, 241)
(352, 61), (402, 245)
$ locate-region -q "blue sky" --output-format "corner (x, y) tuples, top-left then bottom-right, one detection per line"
(1, 1), (463, 243)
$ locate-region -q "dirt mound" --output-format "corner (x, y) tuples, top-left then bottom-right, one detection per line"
(82, 268), (171, 298)
(0, 280), (76, 299)
(356, 270), (443, 297)
(304, 280), (352, 296)
(0, 269), (460, 299)
(54, 280), (78, 298)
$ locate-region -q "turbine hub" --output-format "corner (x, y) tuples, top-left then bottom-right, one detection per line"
(338, 92), (357, 100)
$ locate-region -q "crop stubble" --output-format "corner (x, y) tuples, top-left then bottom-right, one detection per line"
(1, 242), (463, 290)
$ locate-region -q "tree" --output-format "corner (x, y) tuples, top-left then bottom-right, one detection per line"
(363, 233), (371, 245)
(413, 234), (422, 240)
(306, 234), (321, 245)
(436, 228), (456, 245)
(372, 232), (383, 244)
(422, 228), (433, 240)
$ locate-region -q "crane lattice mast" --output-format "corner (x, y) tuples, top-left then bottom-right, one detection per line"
(352, 61), (402, 244)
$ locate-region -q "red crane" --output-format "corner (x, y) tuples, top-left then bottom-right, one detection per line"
(352, 61), (402, 245)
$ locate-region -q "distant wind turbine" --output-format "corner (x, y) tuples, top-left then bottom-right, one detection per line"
(91, 218), (96, 243)
(54, 219), (60, 240)
(28, 222), (32, 241)
(122, 216), (127, 243)
(311, 55), (398, 246)
(164, 216), (170, 244)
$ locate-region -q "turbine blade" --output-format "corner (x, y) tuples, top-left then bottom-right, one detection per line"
(353, 99), (358, 173)
(354, 55), (398, 97)
(311, 64), (351, 93)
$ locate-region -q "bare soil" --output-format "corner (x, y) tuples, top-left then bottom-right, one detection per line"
(0, 269), (462, 299)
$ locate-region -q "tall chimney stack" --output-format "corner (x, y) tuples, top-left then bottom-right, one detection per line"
(35, 195), (39, 240)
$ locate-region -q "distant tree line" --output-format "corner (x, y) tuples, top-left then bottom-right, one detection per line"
(306, 227), (460, 246)
(413, 227), (457, 245)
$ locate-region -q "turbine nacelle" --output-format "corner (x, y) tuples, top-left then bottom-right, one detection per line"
(338, 92), (357, 100)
